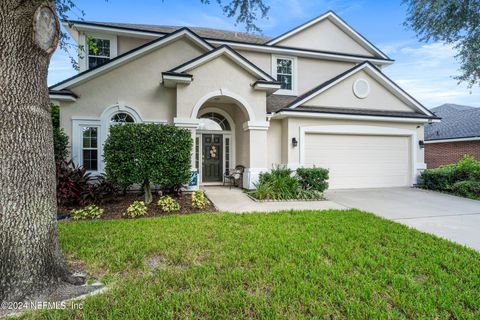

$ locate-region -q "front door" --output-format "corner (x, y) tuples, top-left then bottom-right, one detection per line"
(202, 134), (223, 182)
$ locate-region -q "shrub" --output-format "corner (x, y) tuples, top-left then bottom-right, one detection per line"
(420, 155), (480, 192)
(104, 124), (192, 204)
(296, 167), (329, 192)
(125, 201), (147, 218)
(249, 166), (326, 200)
(192, 191), (209, 209)
(56, 161), (120, 207)
(51, 104), (69, 162)
(296, 188), (324, 200)
(53, 128), (69, 162)
(419, 166), (456, 191)
(92, 174), (122, 203)
(71, 205), (103, 220)
(451, 180), (480, 199)
(454, 155), (480, 181)
(56, 160), (93, 207)
(256, 167), (300, 200)
(157, 196), (181, 212)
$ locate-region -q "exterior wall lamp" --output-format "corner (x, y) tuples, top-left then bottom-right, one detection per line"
(419, 140), (425, 149)
(292, 137), (298, 147)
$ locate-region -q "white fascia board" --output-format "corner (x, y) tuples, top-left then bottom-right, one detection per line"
(266, 12), (388, 59)
(62, 21), (161, 39)
(174, 117), (200, 128)
(288, 63), (433, 117)
(49, 94), (77, 102)
(243, 121), (270, 131)
(362, 65), (435, 117)
(207, 39), (393, 66)
(425, 137), (480, 144)
(162, 74), (193, 87)
(253, 82), (281, 92)
(266, 11), (330, 45)
(172, 47), (274, 81)
(51, 30), (212, 91)
(272, 111), (431, 123)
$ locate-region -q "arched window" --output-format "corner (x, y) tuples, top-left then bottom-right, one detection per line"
(110, 112), (135, 124)
(198, 112), (231, 131)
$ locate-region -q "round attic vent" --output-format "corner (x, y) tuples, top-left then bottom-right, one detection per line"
(353, 78), (370, 99)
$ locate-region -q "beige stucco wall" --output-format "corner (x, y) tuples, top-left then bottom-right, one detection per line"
(237, 50), (356, 96)
(59, 37), (206, 142)
(303, 70), (415, 112)
(266, 119), (282, 168)
(175, 54), (267, 122)
(279, 117), (425, 167)
(117, 36), (152, 55)
(275, 19), (374, 57)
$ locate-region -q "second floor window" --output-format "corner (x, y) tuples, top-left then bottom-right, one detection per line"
(88, 38), (111, 69)
(273, 55), (296, 95)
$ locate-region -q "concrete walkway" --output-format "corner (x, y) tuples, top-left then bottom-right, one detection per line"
(203, 186), (346, 213)
(326, 187), (480, 251)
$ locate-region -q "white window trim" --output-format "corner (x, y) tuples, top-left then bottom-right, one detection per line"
(72, 119), (102, 174)
(79, 33), (117, 72)
(272, 55), (298, 95)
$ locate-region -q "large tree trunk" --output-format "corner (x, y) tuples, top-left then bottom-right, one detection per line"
(0, 0), (69, 302)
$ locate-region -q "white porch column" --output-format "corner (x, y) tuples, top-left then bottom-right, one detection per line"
(242, 121), (269, 189)
(174, 118), (199, 168)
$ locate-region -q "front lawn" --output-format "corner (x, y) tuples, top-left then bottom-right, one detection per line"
(29, 210), (480, 319)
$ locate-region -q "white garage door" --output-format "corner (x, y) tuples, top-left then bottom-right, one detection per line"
(304, 133), (411, 189)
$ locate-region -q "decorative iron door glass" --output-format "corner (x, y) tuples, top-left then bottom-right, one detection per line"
(202, 134), (223, 182)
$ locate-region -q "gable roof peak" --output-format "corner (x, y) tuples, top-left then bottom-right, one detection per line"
(265, 10), (390, 60)
(50, 26), (213, 90)
(169, 44), (276, 81)
(283, 61), (435, 117)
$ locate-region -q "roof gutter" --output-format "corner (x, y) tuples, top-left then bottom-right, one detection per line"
(272, 110), (436, 124)
(425, 136), (480, 144)
(206, 39), (394, 65)
(61, 20), (394, 66)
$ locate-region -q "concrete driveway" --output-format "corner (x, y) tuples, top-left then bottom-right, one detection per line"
(326, 187), (480, 251)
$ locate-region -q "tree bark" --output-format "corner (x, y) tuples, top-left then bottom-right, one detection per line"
(144, 181), (152, 204)
(0, 0), (69, 302)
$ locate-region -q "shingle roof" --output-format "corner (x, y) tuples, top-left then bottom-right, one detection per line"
(75, 21), (271, 44)
(267, 95), (297, 113)
(425, 104), (480, 140)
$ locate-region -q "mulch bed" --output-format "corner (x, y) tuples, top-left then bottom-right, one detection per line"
(58, 192), (217, 220)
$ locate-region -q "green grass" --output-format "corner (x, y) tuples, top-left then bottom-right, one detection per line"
(29, 210), (480, 319)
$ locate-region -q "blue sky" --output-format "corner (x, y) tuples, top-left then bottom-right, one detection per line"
(49, 0), (480, 109)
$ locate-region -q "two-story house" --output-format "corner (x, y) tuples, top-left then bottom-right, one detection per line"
(49, 11), (438, 189)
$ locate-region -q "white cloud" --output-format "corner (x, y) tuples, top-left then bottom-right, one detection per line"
(378, 39), (415, 55)
(383, 41), (480, 108)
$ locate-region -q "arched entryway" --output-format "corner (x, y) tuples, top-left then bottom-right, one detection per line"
(196, 109), (235, 183)
(181, 89), (269, 188)
(193, 93), (251, 185)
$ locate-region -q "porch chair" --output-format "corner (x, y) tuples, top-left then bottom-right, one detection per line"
(223, 165), (245, 189)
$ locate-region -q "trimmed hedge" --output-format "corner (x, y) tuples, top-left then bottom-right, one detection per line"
(104, 124), (192, 203)
(420, 155), (480, 199)
(296, 167), (329, 193)
(451, 180), (480, 199)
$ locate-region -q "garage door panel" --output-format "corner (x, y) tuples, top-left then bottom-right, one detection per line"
(304, 134), (410, 189)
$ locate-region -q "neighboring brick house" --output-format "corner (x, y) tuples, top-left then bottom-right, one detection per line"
(425, 104), (480, 168)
